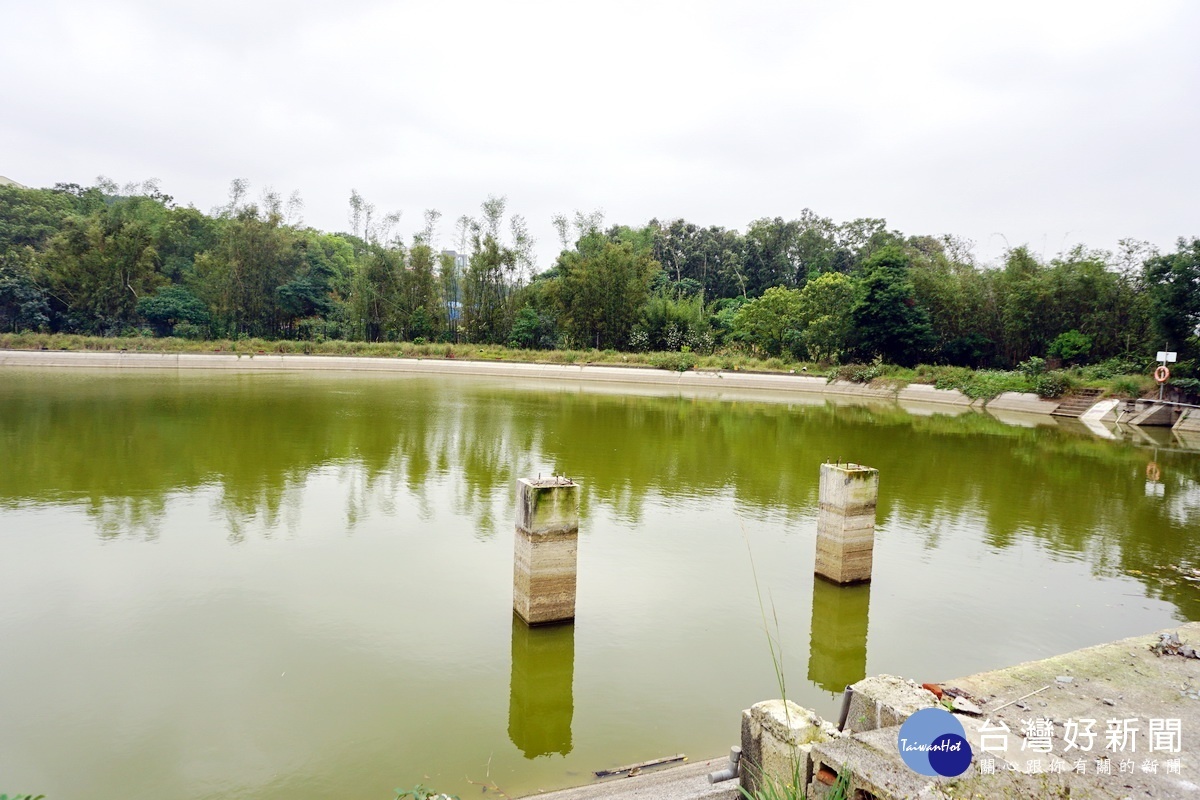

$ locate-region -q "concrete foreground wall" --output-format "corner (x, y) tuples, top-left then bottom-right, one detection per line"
(742, 625), (1200, 800)
(739, 700), (837, 797)
(840, 674), (937, 734)
(740, 678), (937, 800)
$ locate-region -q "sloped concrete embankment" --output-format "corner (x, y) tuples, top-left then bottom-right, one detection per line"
(0, 350), (1067, 417)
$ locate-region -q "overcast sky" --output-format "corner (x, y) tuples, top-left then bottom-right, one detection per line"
(3, 0), (1197, 270)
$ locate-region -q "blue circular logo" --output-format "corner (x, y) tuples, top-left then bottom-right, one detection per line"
(897, 708), (973, 777)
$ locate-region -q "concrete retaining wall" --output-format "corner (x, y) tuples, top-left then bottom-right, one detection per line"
(896, 383), (975, 407)
(983, 391), (1059, 415)
(1176, 407), (1200, 432)
(0, 350), (980, 407)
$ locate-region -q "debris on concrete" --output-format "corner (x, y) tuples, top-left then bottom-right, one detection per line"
(949, 696), (981, 716)
(595, 755), (687, 779)
(1150, 631), (1199, 659)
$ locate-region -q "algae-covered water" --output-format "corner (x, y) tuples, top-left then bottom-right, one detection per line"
(0, 368), (1196, 800)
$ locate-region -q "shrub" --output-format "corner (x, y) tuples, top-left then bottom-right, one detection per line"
(1017, 356), (1046, 377)
(648, 351), (697, 372)
(1085, 355), (1148, 380)
(1172, 377), (1200, 397)
(628, 327), (650, 352)
(929, 367), (1030, 400)
(1047, 330), (1092, 364)
(686, 328), (716, 354)
(830, 362), (884, 384)
(940, 371), (1027, 402)
(172, 321), (205, 340)
(1034, 370), (1072, 398)
(929, 366), (974, 391)
(507, 306), (541, 349)
(962, 370), (1028, 400)
(1109, 376), (1147, 398)
(1169, 358), (1196, 379)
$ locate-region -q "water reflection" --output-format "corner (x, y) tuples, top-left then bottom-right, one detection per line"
(1177, 428), (1200, 451)
(508, 614), (574, 758)
(0, 370), (1197, 617)
(2, 369), (1198, 800)
(807, 578), (871, 695)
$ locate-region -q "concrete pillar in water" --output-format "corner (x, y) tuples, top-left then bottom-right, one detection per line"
(513, 477), (579, 625)
(508, 613), (574, 757)
(815, 463), (877, 585)
(807, 579), (870, 695)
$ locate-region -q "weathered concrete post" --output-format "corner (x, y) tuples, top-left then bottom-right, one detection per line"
(815, 462), (878, 585)
(514, 477), (579, 625)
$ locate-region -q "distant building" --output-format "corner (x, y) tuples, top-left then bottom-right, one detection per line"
(440, 250), (468, 338)
(0, 176), (30, 189)
(440, 250), (468, 272)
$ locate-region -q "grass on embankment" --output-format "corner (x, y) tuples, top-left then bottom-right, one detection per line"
(0, 331), (782, 373)
(0, 332), (1160, 402)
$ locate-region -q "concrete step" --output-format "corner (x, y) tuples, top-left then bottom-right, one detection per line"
(1050, 388), (1105, 417)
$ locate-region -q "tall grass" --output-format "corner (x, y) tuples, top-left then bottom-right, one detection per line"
(741, 539), (851, 800)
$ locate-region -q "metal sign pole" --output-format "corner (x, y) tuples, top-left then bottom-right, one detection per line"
(1155, 345), (1177, 402)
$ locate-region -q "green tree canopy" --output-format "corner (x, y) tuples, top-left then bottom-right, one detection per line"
(551, 233), (658, 350)
(137, 285), (211, 335)
(850, 247), (934, 367)
(41, 196), (170, 333)
(0, 247), (50, 332)
(795, 272), (857, 362)
(731, 286), (803, 357)
(1144, 237), (1200, 360)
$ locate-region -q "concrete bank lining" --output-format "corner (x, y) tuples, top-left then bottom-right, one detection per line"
(4, 350), (1105, 420)
(0, 349), (1013, 412)
(1177, 407), (1200, 433)
(896, 383), (976, 406)
(984, 390), (1061, 415)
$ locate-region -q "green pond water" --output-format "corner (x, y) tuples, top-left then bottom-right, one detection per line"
(0, 368), (1197, 800)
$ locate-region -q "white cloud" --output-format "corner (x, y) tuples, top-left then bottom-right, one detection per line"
(2, 0), (1196, 266)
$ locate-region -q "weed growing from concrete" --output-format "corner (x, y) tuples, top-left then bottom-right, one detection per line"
(740, 537), (852, 800)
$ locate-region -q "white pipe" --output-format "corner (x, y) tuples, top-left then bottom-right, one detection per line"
(707, 746), (742, 783)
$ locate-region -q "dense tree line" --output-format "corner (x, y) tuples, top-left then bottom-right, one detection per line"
(1, 179), (1197, 373)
